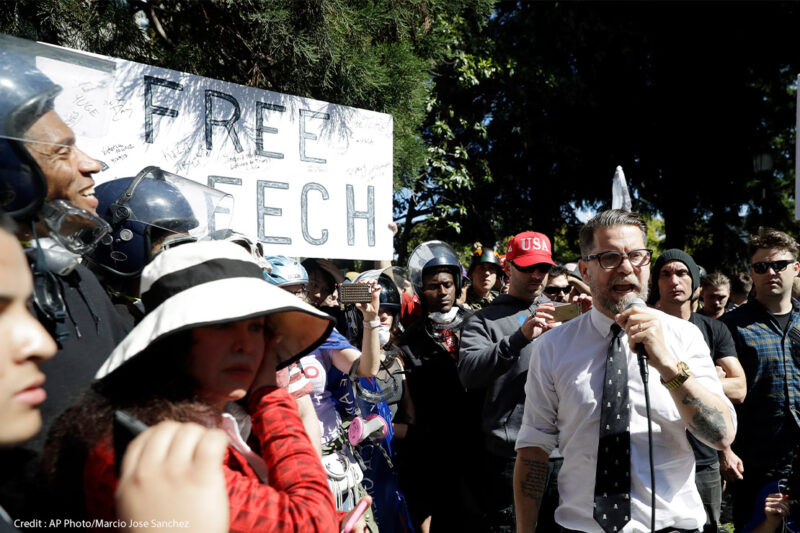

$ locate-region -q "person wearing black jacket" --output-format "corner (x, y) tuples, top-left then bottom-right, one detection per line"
(396, 243), (477, 532)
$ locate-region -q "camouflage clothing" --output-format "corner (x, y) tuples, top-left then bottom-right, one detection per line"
(464, 285), (499, 310)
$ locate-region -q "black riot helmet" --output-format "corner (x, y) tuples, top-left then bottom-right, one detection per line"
(91, 167), (233, 278)
(377, 272), (401, 310)
(0, 43), (61, 220)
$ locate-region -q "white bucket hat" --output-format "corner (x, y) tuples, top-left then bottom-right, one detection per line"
(95, 240), (334, 379)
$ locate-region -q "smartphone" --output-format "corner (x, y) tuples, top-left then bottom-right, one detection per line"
(113, 410), (148, 475)
(551, 302), (582, 323)
(341, 497), (370, 533)
(338, 283), (373, 304)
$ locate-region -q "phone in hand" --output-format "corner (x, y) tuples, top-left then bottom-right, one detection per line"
(113, 410), (148, 475)
(551, 302), (582, 323)
(338, 283), (373, 304)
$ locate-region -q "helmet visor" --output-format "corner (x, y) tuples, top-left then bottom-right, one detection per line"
(0, 33), (114, 141)
(108, 166), (234, 240)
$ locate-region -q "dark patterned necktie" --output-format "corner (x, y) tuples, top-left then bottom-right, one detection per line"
(593, 323), (631, 533)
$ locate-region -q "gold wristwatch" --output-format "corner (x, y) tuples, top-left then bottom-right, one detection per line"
(660, 361), (691, 391)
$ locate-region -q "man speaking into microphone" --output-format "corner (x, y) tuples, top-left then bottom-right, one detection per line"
(513, 210), (736, 533)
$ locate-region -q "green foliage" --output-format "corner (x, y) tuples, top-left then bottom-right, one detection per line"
(401, 2), (800, 267)
(644, 214), (666, 258)
(3, 2), (799, 267)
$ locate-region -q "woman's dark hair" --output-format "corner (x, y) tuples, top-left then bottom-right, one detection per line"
(41, 330), (219, 521)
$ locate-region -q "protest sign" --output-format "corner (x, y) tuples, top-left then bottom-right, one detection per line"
(34, 39), (394, 260)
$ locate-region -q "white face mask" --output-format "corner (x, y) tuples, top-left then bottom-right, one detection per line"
(377, 325), (391, 346)
(429, 306), (459, 324)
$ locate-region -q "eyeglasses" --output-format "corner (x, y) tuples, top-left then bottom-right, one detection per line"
(544, 286), (570, 296)
(751, 259), (794, 275)
(511, 261), (551, 274)
(286, 286), (308, 298)
(584, 248), (653, 270)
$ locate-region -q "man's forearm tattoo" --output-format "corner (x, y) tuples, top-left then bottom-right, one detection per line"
(682, 394), (726, 443)
(520, 458), (548, 503)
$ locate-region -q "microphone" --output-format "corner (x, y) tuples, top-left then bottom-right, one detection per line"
(624, 297), (649, 380)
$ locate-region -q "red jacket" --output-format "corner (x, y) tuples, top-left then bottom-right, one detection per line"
(83, 387), (338, 532)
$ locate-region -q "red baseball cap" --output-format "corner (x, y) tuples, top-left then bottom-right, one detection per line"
(505, 231), (555, 268)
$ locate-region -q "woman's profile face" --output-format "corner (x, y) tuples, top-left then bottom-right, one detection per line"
(185, 317), (266, 410)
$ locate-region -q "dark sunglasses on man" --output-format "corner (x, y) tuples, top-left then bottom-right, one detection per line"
(544, 286), (570, 297)
(751, 259), (795, 275)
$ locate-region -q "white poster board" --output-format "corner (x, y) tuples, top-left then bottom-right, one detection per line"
(38, 42), (395, 260)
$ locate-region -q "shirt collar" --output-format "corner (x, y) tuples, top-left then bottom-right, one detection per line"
(223, 401), (252, 442)
(590, 306), (619, 339)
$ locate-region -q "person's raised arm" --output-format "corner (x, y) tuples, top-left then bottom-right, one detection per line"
(327, 281), (381, 378)
(618, 307), (735, 449)
(513, 446), (550, 532)
(458, 303), (556, 389)
(353, 281), (381, 377)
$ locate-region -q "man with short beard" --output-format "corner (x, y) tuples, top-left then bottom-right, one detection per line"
(720, 227), (800, 531)
(514, 210), (736, 533)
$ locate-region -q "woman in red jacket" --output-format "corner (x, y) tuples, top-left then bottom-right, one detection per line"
(42, 240), (340, 532)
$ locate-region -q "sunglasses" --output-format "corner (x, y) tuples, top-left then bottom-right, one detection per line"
(511, 261), (552, 274)
(751, 259), (794, 275)
(544, 286), (570, 296)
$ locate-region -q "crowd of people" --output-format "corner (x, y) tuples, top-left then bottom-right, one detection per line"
(1, 36), (800, 533)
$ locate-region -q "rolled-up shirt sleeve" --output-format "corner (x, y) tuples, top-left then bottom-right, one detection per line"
(515, 340), (559, 454)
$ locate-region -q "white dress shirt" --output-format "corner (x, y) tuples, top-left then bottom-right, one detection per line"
(516, 306), (737, 532)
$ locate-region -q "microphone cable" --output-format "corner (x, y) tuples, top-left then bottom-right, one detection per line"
(638, 348), (655, 533)
(626, 297), (656, 533)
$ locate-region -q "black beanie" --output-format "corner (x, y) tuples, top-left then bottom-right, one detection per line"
(651, 249), (700, 302)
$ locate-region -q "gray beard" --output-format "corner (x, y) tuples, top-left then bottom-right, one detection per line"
(595, 284), (649, 316)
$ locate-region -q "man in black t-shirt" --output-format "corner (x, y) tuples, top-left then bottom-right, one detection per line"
(652, 249), (746, 533)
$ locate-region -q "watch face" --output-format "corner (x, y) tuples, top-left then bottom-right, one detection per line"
(662, 362), (690, 390)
